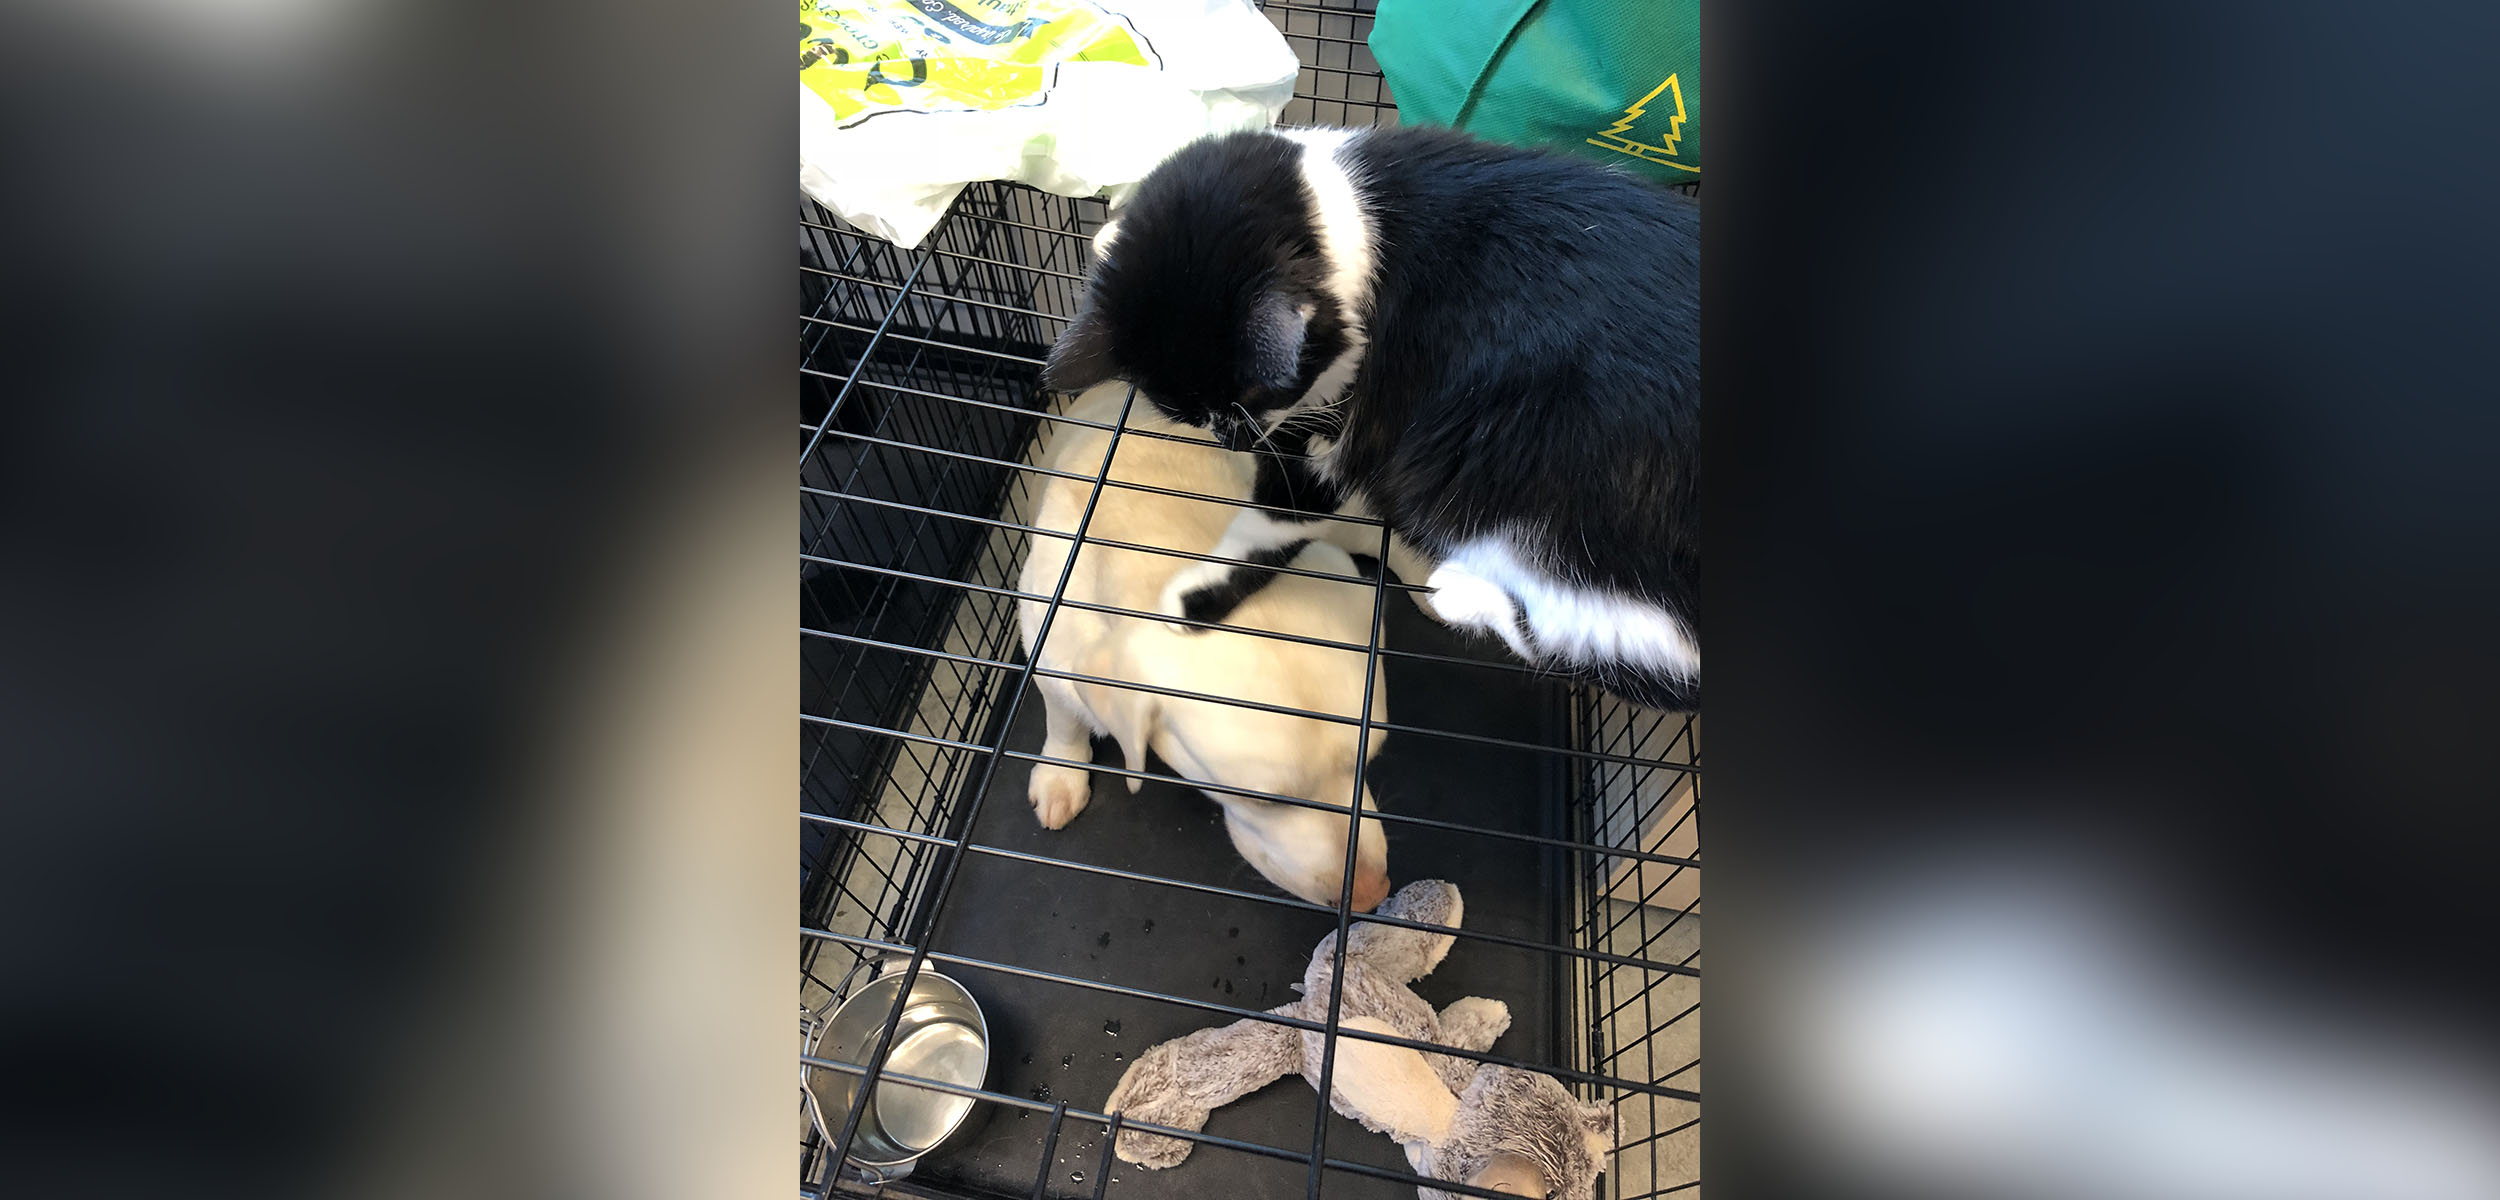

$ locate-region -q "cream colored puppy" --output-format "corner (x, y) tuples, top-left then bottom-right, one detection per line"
(1018, 383), (1391, 911)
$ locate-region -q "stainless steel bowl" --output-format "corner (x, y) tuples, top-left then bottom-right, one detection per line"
(806, 967), (991, 1171)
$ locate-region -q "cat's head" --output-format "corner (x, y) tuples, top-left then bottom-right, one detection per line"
(1042, 130), (1354, 450)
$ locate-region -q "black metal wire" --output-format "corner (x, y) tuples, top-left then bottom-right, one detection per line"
(1031, 1101), (1068, 1199)
(1259, 0), (1387, 16)
(801, 490), (1427, 592)
(807, 687), (1697, 800)
(799, 254), (932, 471)
(1089, 1112), (1120, 1200)
(806, 265), (1074, 324)
(801, 414), (1402, 526)
(805, 621), (1694, 761)
(805, 1054), (1622, 1200)
(798, 809), (1702, 983)
(802, 713), (1702, 881)
(1303, 510), (1395, 1199)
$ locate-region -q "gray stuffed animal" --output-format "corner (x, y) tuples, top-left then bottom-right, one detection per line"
(1103, 880), (1614, 1199)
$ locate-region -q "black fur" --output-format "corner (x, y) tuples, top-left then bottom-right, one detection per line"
(1047, 127), (1699, 711)
(1245, 444), (1346, 515)
(1174, 539), (1312, 626)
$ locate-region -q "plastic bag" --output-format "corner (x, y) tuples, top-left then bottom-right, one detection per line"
(802, 0), (1300, 247)
(1369, 0), (1700, 184)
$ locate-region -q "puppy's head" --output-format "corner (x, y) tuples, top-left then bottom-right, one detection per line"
(1220, 780), (1390, 912)
(1044, 131), (1351, 450)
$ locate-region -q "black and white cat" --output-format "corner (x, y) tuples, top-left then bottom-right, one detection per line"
(1043, 126), (1699, 711)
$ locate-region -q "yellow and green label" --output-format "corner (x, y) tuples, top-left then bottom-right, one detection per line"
(802, 0), (1158, 128)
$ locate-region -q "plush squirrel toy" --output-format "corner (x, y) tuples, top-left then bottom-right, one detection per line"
(1103, 880), (1614, 1199)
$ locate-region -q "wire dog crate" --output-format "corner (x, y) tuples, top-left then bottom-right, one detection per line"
(802, 5), (1698, 1198)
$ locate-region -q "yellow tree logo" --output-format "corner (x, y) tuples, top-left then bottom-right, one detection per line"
(1587, 74), (1698, 173)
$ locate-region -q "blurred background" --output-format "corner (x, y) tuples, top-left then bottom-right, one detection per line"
(2, 1), (2494, 1198)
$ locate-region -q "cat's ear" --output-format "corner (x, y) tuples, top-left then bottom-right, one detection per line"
(1246, 290), (1310, 393)
(1043, 302), (1118, 393)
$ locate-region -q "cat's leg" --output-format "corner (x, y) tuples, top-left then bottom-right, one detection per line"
(1310, 495), (1450, 622)
(1155, 507), (1321, 629)
(1157, 451), (1344, 631)
(1425, 541), (1706, 711)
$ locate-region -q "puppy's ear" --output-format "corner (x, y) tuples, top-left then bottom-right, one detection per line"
(1245, 290), (1309, 393)
(1043, 302), (1117, 393)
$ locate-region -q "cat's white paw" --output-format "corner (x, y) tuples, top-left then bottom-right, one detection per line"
(1384, 536), (1449, 623)
(1422, 562), (1514, 626)
(1424, 563), (1534, 660)
(1403, 583), (1449, 624)
(1155, 561), (1233, 632)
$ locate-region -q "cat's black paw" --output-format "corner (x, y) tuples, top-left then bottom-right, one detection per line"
(1156, 562), (1234, 633)
(1177, 584), (1236, 626)
(1157, 544), (1307, 632)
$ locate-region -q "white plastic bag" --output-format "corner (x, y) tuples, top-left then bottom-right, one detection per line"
(801, 0), (1299, 248)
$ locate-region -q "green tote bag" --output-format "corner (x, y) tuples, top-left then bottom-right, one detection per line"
(1368, 0), (1700, 184)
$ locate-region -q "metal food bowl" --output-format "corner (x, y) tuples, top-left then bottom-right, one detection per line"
(806, 966), (992, 1172)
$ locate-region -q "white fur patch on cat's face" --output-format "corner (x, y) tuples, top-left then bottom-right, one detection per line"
(1278, 127), (1373, 330)
(1259, 126), (1374, 429)
(1304, 433), (1344, 483)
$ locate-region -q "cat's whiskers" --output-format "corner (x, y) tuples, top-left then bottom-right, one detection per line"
(1234, 402), (1277, 450)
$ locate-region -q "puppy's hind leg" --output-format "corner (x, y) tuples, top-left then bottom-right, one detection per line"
(1026, 676), (1096, 830)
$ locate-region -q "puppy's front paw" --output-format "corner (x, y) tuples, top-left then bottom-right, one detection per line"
(1155, 561), (1235, 632)
(1027, 763), (1092, 829)
(1421, 563), (1509, 627)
